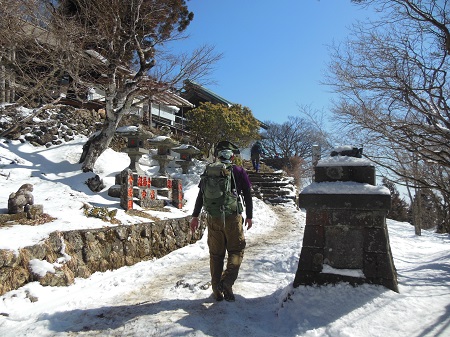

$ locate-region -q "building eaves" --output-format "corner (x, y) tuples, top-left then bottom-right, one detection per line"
(152, 91), (194, 108)
(182, 79), (269, 129)
(183, 79), (234, 107)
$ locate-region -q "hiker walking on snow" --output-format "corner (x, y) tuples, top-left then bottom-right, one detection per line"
(190, 141), (253, 302)
(250, 141), (265, 173)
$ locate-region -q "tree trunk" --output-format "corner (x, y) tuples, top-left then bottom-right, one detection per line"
(414, 188), (422, 236)
(143, 102), (149, 126)
(1, 56), (5, 103)
(80, 113), (120, 172)
(10, 48), (15, 102)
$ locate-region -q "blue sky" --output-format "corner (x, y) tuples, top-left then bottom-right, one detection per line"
(174, 0), (373, 125)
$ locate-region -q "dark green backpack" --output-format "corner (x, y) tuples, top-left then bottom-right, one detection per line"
(200, 162), (242, 217)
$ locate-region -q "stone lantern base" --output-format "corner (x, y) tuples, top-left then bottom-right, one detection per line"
(294, 201), (398, 292)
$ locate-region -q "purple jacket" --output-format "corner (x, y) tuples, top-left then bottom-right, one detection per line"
(192, 165), (253, 219)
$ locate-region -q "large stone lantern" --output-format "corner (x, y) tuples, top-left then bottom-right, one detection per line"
(147, 136), (179, 175)
(294, 147), (398, 292)
(172, 144), (200, 174)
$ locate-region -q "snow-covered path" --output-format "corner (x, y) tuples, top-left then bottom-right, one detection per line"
(52, 204), (305, 336)
(1, 198), (450, 337)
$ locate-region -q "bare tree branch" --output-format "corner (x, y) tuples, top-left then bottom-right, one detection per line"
(1, 0), (221, 171)
(330, 0), (450, 231)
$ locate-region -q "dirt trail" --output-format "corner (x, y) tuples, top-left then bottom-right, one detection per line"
(68, 204), (304, 336)
(121, 204), (303, 305)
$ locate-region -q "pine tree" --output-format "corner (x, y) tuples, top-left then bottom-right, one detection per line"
(382, 177), (409, 222)
(186, 102), (260, 157)
(410, 189), (446, 231)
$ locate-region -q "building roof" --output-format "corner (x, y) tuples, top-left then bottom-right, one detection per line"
(152, 90), (194, 108)
(181, 79), (234, 107)
(181, 79), (268, 129)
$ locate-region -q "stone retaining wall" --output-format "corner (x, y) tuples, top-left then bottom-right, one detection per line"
(0, 216), (205, 296)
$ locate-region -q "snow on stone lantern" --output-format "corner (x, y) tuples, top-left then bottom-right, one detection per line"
(147, 136), (179, 175)
(172, 144), (200, 174)
(294, 146), (398, 292)
(116, 126), (154, 175)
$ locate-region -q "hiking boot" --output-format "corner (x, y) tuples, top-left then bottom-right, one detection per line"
(212, 288), (224, 302)
(218, 281), (235, 302)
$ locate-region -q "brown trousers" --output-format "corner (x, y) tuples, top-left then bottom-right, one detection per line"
(207, 213), (246, 291)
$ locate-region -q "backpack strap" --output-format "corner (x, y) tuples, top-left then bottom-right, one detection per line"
(230, 165), (244, 215)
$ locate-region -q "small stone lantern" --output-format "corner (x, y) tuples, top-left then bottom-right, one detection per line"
(116, 126), (154, 174)
(172, 144), (200, 174)
(147, 136), (179, 175)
